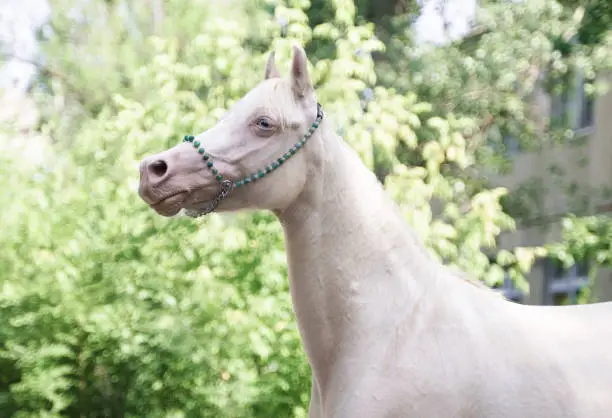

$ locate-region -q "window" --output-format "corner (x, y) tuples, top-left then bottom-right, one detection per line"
(550, 70), (595, 133)
(578, 89), (595, 129)
(543, 258), (589, 305)
(574, 69), (595, 130)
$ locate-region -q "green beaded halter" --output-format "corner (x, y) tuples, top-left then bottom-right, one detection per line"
(181, 103), (324, 217)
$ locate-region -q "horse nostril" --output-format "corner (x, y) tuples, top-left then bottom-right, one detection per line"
(148, 159), (168, 178)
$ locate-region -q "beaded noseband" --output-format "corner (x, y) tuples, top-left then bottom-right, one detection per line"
(181, 103), (324, 217)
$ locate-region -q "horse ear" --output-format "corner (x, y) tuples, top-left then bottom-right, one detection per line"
(264, 51), (280, 79)
(290, 44), (312, 98)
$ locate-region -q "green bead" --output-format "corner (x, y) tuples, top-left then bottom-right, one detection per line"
(290, 148), (296, 155)
(198, 148), (205, 154)
(216, 174), (223, 181)
(235, 181), (242, 187)
(244, 178), (250, 184)
(313, 122), (319, 128)
(272, 162), (279, 169)
(189, 135), (195, 141)
(278, 158), (284, 164)
(284, 153), (291, 159)
(193, 141), (200, 147)
(207, 161), (213, 168)
(203, 154), (209, 160)
(212, 168), (218, 175)
(265, 166), (272, 173)
(258, 171), (265, 178)
(183, 135), (189, 141)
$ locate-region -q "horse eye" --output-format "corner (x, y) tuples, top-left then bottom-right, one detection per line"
(257, 117), (273, 129)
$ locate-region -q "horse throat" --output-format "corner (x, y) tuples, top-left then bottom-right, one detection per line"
(276, 127), (444, 395)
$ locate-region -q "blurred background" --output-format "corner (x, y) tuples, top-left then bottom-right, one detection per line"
(0, 0), (611, 416)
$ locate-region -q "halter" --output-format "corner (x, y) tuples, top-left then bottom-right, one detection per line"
(181, 103), (324, 217)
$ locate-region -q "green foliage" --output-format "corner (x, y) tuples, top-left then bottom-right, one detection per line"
(549, 215), (612, 268)
(1, 136), (309, 417)
(0, 0), (610, 416)
(369, 0), (611, 283)
(557, 0), (612, 45)
(377, 0), (611, 151)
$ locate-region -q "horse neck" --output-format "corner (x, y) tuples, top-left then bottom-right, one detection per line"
(276, 126), (449, 390)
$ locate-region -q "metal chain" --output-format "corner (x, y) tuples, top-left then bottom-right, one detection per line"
(184, 179), (234, 218)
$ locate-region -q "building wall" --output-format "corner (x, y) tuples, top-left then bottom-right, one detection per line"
(491, 73), (612, 305)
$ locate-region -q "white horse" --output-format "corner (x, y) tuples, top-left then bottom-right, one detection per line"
(138, 45), (612, 417)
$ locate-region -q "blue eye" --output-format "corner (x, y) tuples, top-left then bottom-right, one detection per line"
(256, 117), (273, 129)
